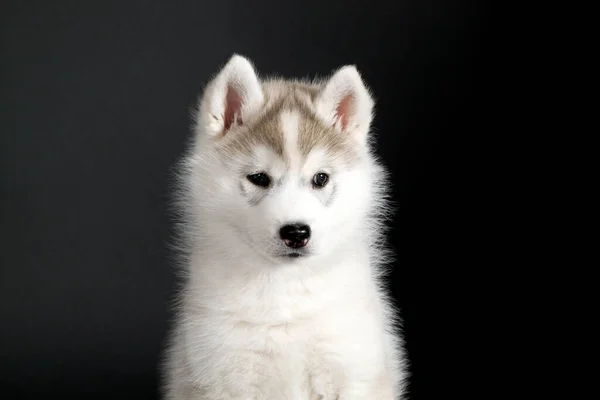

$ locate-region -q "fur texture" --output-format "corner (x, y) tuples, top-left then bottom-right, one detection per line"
(162, 55), (407, 399)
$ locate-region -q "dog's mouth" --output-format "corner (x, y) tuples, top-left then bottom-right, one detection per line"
(285, 252), (302, 258)
(275, 251), (310, 260)
(248, 236), (312, 262)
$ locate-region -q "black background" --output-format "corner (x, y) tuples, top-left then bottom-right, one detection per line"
(1, 1), (486, 399)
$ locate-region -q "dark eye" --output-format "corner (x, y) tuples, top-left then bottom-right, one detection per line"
(312, 172), (329, 188)
(247, 172), (271, 188)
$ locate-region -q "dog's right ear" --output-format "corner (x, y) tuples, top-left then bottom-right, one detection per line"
(196, 55), (264, 138)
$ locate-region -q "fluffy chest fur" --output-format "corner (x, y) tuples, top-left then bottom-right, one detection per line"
(181, 252), (391, 398)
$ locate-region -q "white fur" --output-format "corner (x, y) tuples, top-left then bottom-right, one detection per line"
(281, 110), (302, 168)
(197, 55), (265, 137)
(314, 65), (375, 146)
(163, 55), (407, 399)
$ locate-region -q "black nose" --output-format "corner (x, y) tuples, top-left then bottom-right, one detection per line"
(279, 224), (311, 248)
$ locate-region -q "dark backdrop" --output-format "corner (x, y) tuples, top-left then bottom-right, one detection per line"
(1, 1), (484, 399)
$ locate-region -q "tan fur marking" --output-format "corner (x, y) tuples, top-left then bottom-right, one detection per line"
(214, 80), (359, 165)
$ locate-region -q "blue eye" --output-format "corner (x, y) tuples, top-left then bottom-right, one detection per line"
(247, 172), (271, 188)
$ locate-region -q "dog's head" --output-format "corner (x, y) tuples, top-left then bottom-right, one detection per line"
(184, 55), (384, 264)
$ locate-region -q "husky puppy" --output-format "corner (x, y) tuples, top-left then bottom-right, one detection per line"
(162, 55), (406, 399)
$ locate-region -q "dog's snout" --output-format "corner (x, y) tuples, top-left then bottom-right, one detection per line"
(279, 224), (311, 248)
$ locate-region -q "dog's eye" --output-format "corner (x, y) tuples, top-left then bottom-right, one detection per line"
(312, 172), (329, 188)
(247, 172), (271, 188)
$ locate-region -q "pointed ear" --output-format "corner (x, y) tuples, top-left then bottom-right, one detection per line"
(315, 66), (374, 144)
(196, 55), (264, 138)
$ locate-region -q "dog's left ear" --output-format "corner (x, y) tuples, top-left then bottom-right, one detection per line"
(315, 66), (374, 144)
